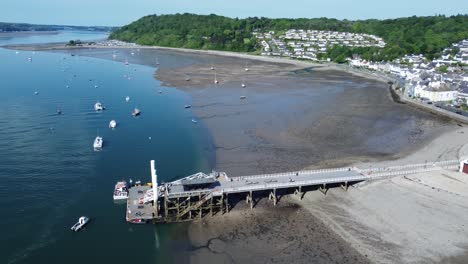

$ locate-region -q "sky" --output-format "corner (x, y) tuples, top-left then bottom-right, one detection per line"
(1, 0), (467, 26)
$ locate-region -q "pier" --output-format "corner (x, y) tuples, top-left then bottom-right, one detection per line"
(126, 159), (461, 224)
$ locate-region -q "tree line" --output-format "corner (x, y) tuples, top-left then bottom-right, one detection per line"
(110, 13), (468, 62)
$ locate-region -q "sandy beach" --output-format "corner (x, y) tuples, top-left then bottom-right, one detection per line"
(11, 43), (468, 263)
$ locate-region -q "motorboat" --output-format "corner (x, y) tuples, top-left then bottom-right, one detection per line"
(93, 136), (103, 151)
(34, 91), (39, 95)
(109, 120), (117, 129)
(125, 96), (130, 102)
(241, 82), (246, 88)
(113, 181), (129, 200)
(132, 108), (141, 116)
(71, 216), (89, 232)
(191, 118), (198, 124)
(240, 96), (247, 100)
(94, 102), (105, 111)
(184, 104), (191, 109)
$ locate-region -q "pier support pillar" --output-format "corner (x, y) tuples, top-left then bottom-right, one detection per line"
(225, 193), (229, 213)
(319, 184), (328, 195)
(246, 191), (253, 209)
(341, 181), (349, 191)
(269, 189), (277, 206)
(210, 196), (213, 216)
(188, 199), (192, 219)
(294, 186), (304, 200)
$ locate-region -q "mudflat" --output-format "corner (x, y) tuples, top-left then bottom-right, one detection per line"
(31, 45), (465, 263)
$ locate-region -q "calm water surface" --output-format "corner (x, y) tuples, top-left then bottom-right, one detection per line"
(0, 33), (213, 264)
(0, 30), (108, 45)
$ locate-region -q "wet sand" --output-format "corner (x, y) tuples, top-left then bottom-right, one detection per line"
(189, 196), (370, 264)
(19, 45), (466, 263)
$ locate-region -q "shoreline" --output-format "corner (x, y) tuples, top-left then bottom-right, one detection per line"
(1, 42), (392, 85)
(11, 43), (457, 174)
(8, 43), (467, 263)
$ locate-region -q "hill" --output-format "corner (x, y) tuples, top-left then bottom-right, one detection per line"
(0, 22), (115, 32)
(110, 13), (468, 61)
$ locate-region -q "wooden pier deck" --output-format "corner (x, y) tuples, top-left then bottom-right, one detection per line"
(125, 159), (461, 224)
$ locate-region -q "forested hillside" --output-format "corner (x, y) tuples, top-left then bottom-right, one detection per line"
(110, 13), (468, 61)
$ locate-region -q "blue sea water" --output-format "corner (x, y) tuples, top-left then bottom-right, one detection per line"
(0, 30), (108, 45)
(0, 32), (213, 264)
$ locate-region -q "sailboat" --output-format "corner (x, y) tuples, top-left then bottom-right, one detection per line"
(244, 61), (249, 71)
(124, 58), (129, 66)
(210, 64), (215, 70)
(214, 72), (219, 84)
(155, 57), (160, 65)
(241, 78), (246, 88)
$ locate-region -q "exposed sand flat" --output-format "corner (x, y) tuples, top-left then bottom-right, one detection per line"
(298, 170), (468, 264)
(295, 127), (468, 263)
(15, 45), (468, 263)
(188, 196), (370, 264)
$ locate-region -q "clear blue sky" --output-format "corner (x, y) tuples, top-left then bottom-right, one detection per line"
(2, 0), (467, 26)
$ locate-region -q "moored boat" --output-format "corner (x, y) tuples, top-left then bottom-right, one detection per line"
(125, 96), (130, 102)
(93, 136), (103, 151)
(94, 102), (105, 111)
(132, 108), (141, 116)
(71, 216), (89, 232)
(109, 120), (117, 129)
(113, 181), (129, 200)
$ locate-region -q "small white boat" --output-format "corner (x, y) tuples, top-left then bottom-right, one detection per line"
(184, 104), (191, 109)
(113, 181), (129, 200)
(94, 102), (105, 111)
(94, 85), (98, 88)
(125, 96), (130, 102)
(214, 72), (219, 84)
(109, 120), (117, 129)
(124, 59), (129, 66)
(34, 91), (39, 95)
(155, 57), (160, 65)
(191, 118), (198, 124)
(241, 83), (246, 88)
(93, 136), (103, 151)
(71, 216), (89, 232)
(28, 57), (32, 62)
(210, 65), (215, 70)
(132, 108), (141, 116)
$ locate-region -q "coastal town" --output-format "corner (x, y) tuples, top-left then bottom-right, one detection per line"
(256, 29), (468, 117)
(256, 29), (385, 59)
(349, 39), (468, 116)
